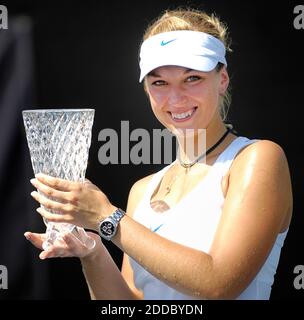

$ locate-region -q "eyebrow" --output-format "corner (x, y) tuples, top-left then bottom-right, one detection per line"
(148, 68), (194, 78)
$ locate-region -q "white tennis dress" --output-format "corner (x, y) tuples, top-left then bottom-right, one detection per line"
(129, 136), (288, 299)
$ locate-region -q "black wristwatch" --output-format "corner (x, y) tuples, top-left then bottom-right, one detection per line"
(98, 208), (126, 241)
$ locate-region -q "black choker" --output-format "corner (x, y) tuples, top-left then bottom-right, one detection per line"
(178, 127), (231, 169)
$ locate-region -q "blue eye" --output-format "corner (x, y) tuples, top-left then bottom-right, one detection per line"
(152, 80), (167, 86)
(186, 75), (201, 82)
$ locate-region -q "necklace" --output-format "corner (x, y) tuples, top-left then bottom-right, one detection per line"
(178, 127), (231, 170)
(164, 127), (231, 196)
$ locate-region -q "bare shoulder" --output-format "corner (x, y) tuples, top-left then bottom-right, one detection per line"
(126, 173), (155, 218)
(228, 139), (292, 229)
(231, 139), (290, 175)
(209, 139), (292, 297)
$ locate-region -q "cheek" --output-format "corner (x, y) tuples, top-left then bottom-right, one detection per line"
(148, 90), (167, 109)
(189, 84), (220, 120)
(188, 85), (215, 105)
(197, 82), (220, 105)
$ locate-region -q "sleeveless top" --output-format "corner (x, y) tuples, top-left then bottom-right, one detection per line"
(129, 136), (289, 300)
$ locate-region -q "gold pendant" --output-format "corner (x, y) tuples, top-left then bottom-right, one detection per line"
(165, 186), (171, 196)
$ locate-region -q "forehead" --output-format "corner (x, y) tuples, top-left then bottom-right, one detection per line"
(148, 66), (208, 77)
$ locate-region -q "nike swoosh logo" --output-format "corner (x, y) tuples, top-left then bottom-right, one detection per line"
(160, 39), (176, 46)
(151, 223), (164, 233)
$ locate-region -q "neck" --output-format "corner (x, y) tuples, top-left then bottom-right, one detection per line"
(176, 120), (228, 165)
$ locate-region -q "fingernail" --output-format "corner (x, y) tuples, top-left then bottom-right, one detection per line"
(24, 233), (30, 240)
(30, 178), (36, 184)
(31, 191), (36, 197)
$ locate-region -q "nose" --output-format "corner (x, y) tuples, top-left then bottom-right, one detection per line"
(167, 87), (187, 108)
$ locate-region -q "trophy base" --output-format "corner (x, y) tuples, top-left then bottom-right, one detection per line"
(42, 222), (74, 250)
(42, 221), (96, 251)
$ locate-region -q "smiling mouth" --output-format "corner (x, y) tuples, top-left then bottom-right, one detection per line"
(169, 107), (197, 122)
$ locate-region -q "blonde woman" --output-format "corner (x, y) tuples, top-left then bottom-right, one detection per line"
(25, 8), (292, 300)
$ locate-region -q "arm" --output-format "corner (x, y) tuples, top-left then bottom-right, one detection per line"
(25, 229), (136, 299)
(80, 241), (136, 300)
(112, 140), (292, 298)
(81, 176), (153, 300)
(27, 176), (152, 299)
(31, 140), (293, 299)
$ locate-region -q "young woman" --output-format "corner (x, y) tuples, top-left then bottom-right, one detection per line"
(25, 8), (293, 300)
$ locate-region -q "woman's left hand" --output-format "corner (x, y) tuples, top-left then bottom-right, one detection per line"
(30, 173), (117, 230)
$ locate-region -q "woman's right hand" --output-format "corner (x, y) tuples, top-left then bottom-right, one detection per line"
(24, 228), (102, 260)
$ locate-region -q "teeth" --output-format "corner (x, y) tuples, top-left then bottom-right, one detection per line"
(171, 108), (195, 120)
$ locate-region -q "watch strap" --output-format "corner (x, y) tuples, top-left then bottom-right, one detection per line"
(112, 208), (126, 223)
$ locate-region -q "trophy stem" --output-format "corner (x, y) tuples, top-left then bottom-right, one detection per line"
(42, 222), (96, 250)
(42, 222), (62, 251)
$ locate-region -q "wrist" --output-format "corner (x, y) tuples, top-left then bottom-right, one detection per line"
(80, 239), (106, 262)
(98, 207), (126, 241)
(93, 203), (117, 232)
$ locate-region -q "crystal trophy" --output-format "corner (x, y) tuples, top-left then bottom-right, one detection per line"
(22, 109), (95, 250)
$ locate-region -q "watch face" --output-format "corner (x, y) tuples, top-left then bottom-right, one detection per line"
(100, 220), (115, 238)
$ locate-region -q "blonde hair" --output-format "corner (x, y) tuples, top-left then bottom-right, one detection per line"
(142, 8), (232, 121)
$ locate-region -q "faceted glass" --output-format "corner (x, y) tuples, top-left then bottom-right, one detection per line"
(22, 109), (95, 250)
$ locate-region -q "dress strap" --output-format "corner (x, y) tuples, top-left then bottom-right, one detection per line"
(212, 137), (259, 177)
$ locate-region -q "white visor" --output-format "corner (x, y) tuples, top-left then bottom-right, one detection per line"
(139, 30), (227, 82)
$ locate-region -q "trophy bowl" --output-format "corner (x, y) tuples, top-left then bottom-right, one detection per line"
(22, 108), (95, 250)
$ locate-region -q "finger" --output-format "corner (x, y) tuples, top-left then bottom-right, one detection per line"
(39, 250), (53, 260)
(24, 232), (46, 249)
(39, 245), (67, 259)
(35, 173), (78, 192)
(41, 234), (83, 259)
(30, 178), (71, 204)
(75, 227), (90, 240)
(40, 236), (74, 259)
(63, 231), (89, 249)
(62, 231), (94, 257)
(74, 228), (97, 250)
(31, 191), (75, 216)
(36, 207), (72, 223)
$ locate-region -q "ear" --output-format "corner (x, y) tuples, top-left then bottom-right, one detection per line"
(219, 67), (229, 95)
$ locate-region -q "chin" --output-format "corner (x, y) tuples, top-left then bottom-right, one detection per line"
(172, 127), (207, 138)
